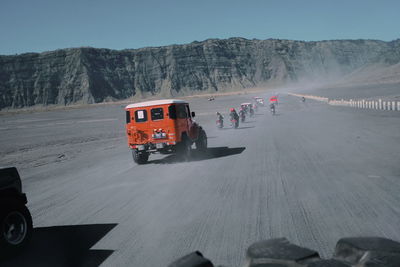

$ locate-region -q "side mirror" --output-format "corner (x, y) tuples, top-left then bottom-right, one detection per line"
(191, 111), (196, 118)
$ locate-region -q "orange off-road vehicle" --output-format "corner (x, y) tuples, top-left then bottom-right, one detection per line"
(125, 99), (207, 164)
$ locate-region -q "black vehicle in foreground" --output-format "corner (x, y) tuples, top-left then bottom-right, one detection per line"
(0, 167), (32, 257)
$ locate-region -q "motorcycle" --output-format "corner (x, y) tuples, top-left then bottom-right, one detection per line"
(216, 118), (224, 129)
(270, 105), (276, 115)
(249, 108), (255, 117)
(231, 118), (239, 129)
(240, 112), (246, 122)
(253, 104), (258, 112)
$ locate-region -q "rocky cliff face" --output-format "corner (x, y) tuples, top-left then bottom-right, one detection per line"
(0, 38), (399, 109)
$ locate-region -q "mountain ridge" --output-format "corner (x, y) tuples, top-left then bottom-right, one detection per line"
(1, 38), (399, 109)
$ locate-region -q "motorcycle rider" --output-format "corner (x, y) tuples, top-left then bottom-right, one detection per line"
(230, 108), (240, 128)
(229, 108), (239, 121)
(270, 103), (276, 115)
(302, 96), (306, 102)
(239, 107), (246, 122)
(249, 105), (255, 117)
(216, 112), (224, 128)
(253, 102), (258, 112)
(270, 95), (278, 105)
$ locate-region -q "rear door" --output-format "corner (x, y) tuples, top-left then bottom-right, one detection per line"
(129, 108), (150, 144)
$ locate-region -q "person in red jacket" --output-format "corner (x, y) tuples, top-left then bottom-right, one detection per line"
(270, 95), (278, 105)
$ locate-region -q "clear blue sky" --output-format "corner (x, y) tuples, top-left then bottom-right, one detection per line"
(0, 0), (399, 55)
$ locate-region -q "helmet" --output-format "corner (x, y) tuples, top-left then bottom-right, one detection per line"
(230, 108), (235, 112)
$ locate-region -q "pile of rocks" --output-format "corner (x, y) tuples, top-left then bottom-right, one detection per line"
(168, 237), (400, 267)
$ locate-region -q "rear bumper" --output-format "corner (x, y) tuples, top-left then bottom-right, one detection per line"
(130, 142), (176, 151)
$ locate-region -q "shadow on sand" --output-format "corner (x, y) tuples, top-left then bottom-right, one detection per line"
(235, 126), (255, 130)
(150, 146), (246, 164)
(1, 224), (117, 267)
(218, 125), (255, 130)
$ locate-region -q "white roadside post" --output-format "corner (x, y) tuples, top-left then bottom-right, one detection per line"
(379, 99), (382, 109)
(397, 102), (400, 111)
(392, 101), (396, 111)
(383, 101), (387, 110)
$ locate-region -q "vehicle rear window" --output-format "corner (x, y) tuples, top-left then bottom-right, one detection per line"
(134, 110), (148, 122)
(151, 108), (164, 120)
(177, 104), (188, 118)
(168, 105), (177, 119)
(126, 110), (131, 124)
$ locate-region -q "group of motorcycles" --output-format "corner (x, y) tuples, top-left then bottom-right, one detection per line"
(216, 96), (279, 129)
(216, 100), (276, 129)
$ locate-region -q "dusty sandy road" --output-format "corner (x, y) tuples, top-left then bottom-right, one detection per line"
(1, 92), (399, 266)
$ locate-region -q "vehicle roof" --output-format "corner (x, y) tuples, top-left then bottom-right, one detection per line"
(125, 99), (188, 109)
(241, 102), (252, 105)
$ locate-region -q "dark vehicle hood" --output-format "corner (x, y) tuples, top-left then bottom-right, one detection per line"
(0, 167), (22, 193)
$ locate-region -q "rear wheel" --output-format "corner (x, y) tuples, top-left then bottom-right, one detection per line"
(0, 202), (33, 258)
(195, 129), (207, 152)
(132, 149), (149, 164)
(177, 136), (192, 161)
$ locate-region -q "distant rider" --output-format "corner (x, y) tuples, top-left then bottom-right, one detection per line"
(230, 108), (239, 121)
(239, 107), (246, 122)
(249, 105), (255, 117)
(216, 112), (224, 127)
(302, 97), (306, 102)
(270, 103), (276, 114)
(216, 112), (224, 121)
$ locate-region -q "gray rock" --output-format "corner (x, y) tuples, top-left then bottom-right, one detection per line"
(334, 237), (400, 266)
(167, 251), (214, 267)
(246, 238), (320, 266)
(169, 237), (400, 266)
